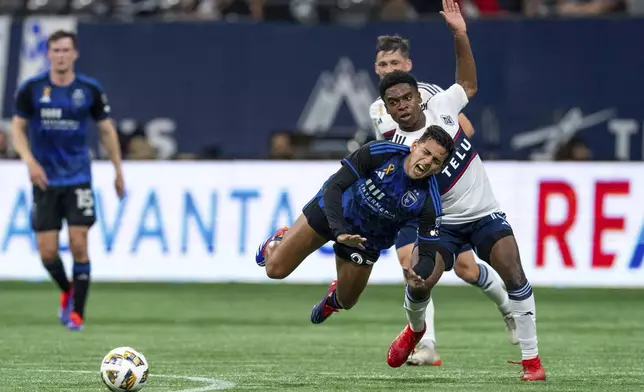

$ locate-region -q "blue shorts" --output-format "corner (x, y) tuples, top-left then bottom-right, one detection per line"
(395, 222), (472, 252)
(436, 212), (514, 271)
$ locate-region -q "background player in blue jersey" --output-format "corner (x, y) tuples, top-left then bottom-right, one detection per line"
(10, 30), (124, 331)
(255, 127), (454, 326)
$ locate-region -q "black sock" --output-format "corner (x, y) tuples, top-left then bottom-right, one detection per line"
(325, 290), (343, 309)
(43, 256), (71, 293)
(72, 262), (91, 318)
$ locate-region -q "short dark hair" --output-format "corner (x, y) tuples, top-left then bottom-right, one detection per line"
(47, 30), (78, 50)
(379, 70), (418, 100)
(418, 125), (456, 162)
(376, 35), (410, 58)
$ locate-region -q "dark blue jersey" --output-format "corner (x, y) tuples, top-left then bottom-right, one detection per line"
(316, 141), (442, 263)
(13, 72), (111, 186)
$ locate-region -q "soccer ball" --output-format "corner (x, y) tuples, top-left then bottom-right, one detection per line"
(100, 347), (149, 391)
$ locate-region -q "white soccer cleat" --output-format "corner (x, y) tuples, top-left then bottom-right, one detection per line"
(504, 314), (519, 345)
(406, 342), (442, 366)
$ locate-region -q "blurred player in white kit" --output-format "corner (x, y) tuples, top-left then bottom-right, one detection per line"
(369, 8), (517, 369)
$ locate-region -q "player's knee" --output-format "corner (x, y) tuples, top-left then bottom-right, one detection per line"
(39, 248), (58, 264)
(69, 234), (88, 261)
(397, 250), (412, 270)
(454, 255), (479, 283)
(264, 260), (291, 280)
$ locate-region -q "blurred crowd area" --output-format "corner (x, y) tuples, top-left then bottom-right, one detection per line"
(0, 0), (641, 22)
(0, 125), (594, 162)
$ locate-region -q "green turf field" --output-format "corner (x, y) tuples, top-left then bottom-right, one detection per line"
(0, 282), (642, 391)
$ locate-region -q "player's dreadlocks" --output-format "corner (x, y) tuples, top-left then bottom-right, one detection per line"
(378, 70), (418, 101)
(419, 125), (456, 164)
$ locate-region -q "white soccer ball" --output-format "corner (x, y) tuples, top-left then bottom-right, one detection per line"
(100, 347), (150, 392)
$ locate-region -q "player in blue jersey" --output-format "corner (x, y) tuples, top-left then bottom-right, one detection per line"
(10, 30), (124, 331)
(254, 126), (455, 323)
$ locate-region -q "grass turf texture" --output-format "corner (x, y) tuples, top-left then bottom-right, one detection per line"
(0, 282), (642, 391)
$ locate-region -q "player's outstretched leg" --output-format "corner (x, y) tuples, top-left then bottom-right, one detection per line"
(311, 250), (374, 324)
(453, 250), (518, 345)
(67, 226), (93, 331)
(388, 247), (445, 368)
(259, 214), (328, 280)
(488, 236), (546, 381)
(37, 231), (73, 325)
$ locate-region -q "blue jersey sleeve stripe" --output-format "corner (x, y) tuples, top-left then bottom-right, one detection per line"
(342, 158), (360, 179)
(369, 142), (409, 151)
(430, 176), (442, 212)
(369, 144), (409, 154)
(429, 180), (440, 214)
(369, 148), (409, 155)
(418, 235), (440, 241)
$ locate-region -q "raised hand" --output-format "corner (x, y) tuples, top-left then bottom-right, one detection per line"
(440, 0), (467, 35)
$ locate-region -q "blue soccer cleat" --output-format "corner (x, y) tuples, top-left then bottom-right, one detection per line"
(59, 289), (74, 325)
(311, 280), (340, 324)
(66, 311), (84, 331)
(255, 227), (288, 267)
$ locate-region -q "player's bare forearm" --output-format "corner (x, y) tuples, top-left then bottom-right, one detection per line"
(10, 116), (36, 165)
(454, 33), (477, 98)
(458, 113), (475, 137)
(97, 119), (123, 174)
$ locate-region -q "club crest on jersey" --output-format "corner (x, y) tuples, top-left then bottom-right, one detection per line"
(72, 89), (85, 108)
(401, 190), (419, 208)
(441, 114), (455, 126)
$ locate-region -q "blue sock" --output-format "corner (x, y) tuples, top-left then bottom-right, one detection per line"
(325, 290), (343, 309)
(72, 262), (91, 318)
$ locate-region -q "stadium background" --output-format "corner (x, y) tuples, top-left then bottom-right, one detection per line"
(0, 3), (643, 391)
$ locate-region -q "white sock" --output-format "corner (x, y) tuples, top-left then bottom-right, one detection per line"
(404, 287), (430, 333)
(508, 282), (539, 360)
(475, 263), (512, 315)
(420, 297), (436, 347)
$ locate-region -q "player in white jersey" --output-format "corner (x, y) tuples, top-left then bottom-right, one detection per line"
(368, 25), (515, 369)
(381, 0), (546, 382)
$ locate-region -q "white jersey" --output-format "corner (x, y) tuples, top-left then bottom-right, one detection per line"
(370, 82), (444, 141)
(375, 83), (500, 225)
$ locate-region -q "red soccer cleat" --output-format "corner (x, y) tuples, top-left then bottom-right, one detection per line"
(509, 357), (547, 381)
(387, 322), (426, 368)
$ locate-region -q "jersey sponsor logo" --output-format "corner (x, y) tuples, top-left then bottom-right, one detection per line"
(401, 190), (419, 208)
(298, 57), (377, 133)
(40, 108), (61, 119)
(440, 133), (473, 178)
(441, 114), (455, 126)
(359, 178), (395, 218)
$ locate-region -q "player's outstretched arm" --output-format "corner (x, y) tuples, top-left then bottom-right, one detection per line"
(322, 143), (387, 248)
(440, 0), (477, 99)
(404, 182), (444, 291)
